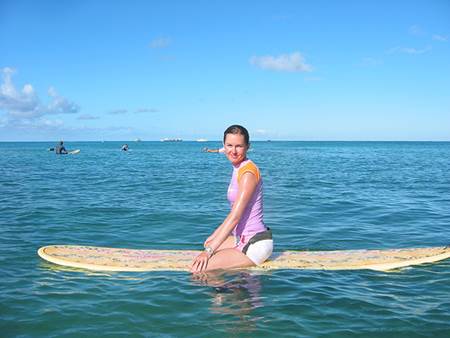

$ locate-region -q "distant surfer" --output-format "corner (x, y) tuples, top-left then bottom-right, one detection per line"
(202, 147), (225, 153)
(191, 125), (273, 273)
(54, 141), (68, 154)
(121, 144), (129, 151)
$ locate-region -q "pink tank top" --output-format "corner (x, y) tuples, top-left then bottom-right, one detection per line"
(227, 159), (267, 250)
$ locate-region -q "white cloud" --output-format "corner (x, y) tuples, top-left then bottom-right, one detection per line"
(407, 25), (448, 43)
(432, 34), (448, 42)
(45, 86), (79, 115)
(0, 67), (17, 96)
(0, 67), (40, 118)
(387, 46), (432, 55)
(23, 84), (34, 95)
(4, 116), (65, 130)
(150, 37), (171, 49)
(0, 68), (80, 125)
(250, 52), (313, 72)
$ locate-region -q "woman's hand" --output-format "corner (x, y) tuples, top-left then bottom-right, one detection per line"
(190, 251), (210, 273)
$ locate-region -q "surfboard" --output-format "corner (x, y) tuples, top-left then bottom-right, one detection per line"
(68, 149), (80, 154)
(37, 245), (450, 272)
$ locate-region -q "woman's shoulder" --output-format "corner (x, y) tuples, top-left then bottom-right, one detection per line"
(237, 160), (260, 182)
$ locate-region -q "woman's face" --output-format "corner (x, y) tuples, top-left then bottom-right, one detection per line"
(224, 133), (249, 166)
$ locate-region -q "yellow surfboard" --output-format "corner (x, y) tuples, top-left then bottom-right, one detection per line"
(37, 245), (450, 272)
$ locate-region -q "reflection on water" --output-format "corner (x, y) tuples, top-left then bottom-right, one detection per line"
(191, 270), (267, 334)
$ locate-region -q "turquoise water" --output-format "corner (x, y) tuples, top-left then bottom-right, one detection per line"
(1, 141), (450, 337)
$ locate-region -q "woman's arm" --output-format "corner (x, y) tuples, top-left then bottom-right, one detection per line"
(205, 171), (258, 252)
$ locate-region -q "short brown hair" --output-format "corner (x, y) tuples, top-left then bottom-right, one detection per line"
(223, 125), (250, 145)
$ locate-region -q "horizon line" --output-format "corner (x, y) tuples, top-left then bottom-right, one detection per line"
(1, 139), (450, 143)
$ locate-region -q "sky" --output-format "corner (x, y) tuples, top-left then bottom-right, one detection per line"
(0, 0), (449, 141)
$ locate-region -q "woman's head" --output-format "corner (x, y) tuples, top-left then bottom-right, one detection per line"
(223, 125), (250, 165)
(223, 125), (249, 145)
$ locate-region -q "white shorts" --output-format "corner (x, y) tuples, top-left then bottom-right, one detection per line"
(237, 229), (273, 265)
(245, 239), (274, 265)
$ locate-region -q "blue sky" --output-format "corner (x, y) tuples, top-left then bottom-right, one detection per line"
(1, 0), (449, 141)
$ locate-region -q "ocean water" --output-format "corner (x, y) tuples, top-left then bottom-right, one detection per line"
(1, 141), (450, 337)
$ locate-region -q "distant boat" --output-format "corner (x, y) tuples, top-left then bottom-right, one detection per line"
(161, 138), (182, 142)
(196, 138), (208, 142)
(135, 138), (142, 142)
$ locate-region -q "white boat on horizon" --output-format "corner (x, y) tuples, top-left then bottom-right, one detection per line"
(161, 138), (183, 142)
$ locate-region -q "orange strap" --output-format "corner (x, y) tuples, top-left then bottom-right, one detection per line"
(237, 161), (260, 183)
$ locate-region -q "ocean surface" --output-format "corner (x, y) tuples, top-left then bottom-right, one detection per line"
(1, 141), (450, 337)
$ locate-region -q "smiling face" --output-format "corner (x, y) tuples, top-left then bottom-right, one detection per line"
(224, 133), (249, 166)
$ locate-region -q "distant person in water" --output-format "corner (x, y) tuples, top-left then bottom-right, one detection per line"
(55, 141), (68, 154)
(191, 125), (273, 273)
(202, 147), (225, 153)
(121, 144), (129, 151)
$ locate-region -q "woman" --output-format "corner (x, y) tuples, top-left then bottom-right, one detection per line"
(190, 125), (273, 273)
